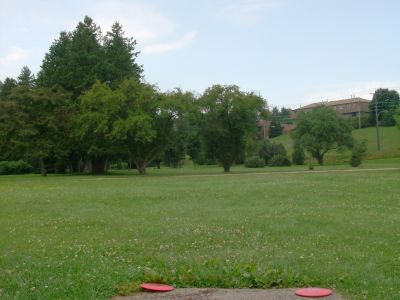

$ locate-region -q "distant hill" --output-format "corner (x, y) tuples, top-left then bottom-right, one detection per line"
(271, 126), (400, 163)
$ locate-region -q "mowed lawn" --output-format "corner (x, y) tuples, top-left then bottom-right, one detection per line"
(1, 167), (400, 299)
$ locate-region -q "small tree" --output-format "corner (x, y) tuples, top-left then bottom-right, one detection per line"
(258, 140), (287, 164)
(292, 106), (353, 165)
(350, 140), (367, 167)
(395, 107), (400, 130)
(292, 142), (305, 165)
(0, 77), (17, 100)
(17, 66), (36, 88)
(269, 107), (283, 138)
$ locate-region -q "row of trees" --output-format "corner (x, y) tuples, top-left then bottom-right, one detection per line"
(2, 16), (397, 175)
(0, 72), (267, 174)
(0, 16), (268, 175)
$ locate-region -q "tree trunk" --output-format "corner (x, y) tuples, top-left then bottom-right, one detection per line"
(71, 159), (80, 173)
(55, 160), (67, 174)
(316, 154), (324, 165)
(40, 158), (47, 176)
(133, 160), (147, 175)
(223, 162), (231, 173)
(91, 157), (107, 174)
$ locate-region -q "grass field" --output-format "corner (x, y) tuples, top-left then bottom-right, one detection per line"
(272, 126), (400, 162)
(1, 162), (400, 299)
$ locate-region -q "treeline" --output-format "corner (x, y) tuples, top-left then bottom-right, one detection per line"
(0, 16), (270, 175)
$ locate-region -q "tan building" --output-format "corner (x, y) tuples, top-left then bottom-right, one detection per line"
(258, 97), (371, 138)
(292, 97), (371, 119)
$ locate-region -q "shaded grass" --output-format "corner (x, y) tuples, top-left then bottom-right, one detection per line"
(0, 165), (400, 299)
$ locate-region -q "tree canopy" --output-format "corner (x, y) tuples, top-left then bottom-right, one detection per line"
(369, 88), (400, 127)
(199, 85), (267, 172)
(292, 105), (353, 165)
(37, 16), (142, 98)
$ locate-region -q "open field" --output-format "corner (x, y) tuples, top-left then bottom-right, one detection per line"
(272, 126), (400, 162)
(1, 162), (400, 299)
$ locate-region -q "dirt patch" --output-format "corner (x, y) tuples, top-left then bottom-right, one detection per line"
(114, 288), (343, 300)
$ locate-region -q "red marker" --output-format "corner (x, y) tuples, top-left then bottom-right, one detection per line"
(140, 283), (174, 292)
(295, 287), (333, 298)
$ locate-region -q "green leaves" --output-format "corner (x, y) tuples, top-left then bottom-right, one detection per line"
(37, 17), (142, 99)
(292, 106), (353, 165)
(369, 88), (400, 127)
(200, 85), (267, 172)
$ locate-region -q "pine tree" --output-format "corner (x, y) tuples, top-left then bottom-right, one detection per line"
(0, 77), (17, 100)
(103, 22), (143, 89)
(17, 66), (35, 88)
(37, 16), (104, 99)
(37, 31), (72, 91)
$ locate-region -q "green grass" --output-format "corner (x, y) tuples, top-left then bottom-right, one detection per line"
(272, 126), (400, 162)
(1, 162), (400, 299)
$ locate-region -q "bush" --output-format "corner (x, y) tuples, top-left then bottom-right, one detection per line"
(245, 156), (265, 168)
(350, 140), (367, 167)
(0, 160), (32, 175)
(194, 151), (217, 165)
(259, 140), (287, 164)
(292, 143), (305, 165)
(346, 115), (372, 129)
(268, 154), (291, 167)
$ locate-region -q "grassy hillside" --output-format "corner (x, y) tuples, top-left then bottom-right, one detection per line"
(272, 126), (400, 163)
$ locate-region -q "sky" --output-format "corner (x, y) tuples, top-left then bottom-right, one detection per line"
(1, 0), (400, 108)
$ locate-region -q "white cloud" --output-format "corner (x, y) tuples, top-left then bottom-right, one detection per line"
(89, 1), (176, 43)
(0, 46), (29, 66)
(0, 46), (31, 79)
(85, 1), (197, 55)
(217, 0), (281, 24)
(143, 31), (197, 55)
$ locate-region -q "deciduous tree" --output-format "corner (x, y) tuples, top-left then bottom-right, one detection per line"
(199, 85), (267, 172)
(369, 88), (400, 127)
(292, 105), (353, 165)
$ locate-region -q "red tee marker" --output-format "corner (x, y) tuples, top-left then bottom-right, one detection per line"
(295, 287), (333, 297)
(140, 283), (174, 292)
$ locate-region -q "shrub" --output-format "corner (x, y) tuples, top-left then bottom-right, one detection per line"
(194, 151), (217, 165)
(268, 154), (291, 167)
(245, 156), (265, 168)
(350, 140), (367, 167)
(292, 143), (305, 165)
(0, 160), (32, 175)
(346, 115), (371, 129)
(259, 140), (287, 164)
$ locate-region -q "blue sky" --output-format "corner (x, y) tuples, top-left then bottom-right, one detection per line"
(1, 0), (400, 108)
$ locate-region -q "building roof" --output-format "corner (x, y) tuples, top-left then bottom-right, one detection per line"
(294, 97), (370, 111)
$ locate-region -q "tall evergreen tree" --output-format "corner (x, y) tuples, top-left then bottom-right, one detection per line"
(68, 16), (104, 98)
(17, 66), (35, 88)
(37, 31), (72, 91)
(103, 22), (143, 89)
(0, 77), (17, 100)
(269, 107), (283, 138)
(37, 16), (104, 99)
